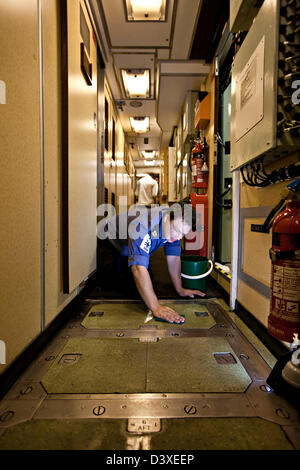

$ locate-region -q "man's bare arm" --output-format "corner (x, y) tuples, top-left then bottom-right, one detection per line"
(131, 264), (184, 323)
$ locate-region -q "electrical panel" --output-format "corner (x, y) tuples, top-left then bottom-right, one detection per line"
(230, 0), (300, 171)
(182, 91), (199, 144)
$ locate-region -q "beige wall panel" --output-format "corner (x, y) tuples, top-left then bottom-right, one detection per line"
(0, 0), (41, 371)
(243, 217), (272, 287)
(127, 175), (134, 208)
(238, 279), (270, 327)
(115, 117), (125, 210)
(109, 163), (116, 205)
(42, 0), (77, 325)
(67, 0), (97, 291)
(123, 173), (129, 209)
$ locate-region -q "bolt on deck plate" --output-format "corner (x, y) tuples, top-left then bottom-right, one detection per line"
(2, 382), (46, 402)
(0, 400), (45, 428)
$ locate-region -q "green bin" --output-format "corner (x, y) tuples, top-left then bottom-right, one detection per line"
(181, 255), (213, 293)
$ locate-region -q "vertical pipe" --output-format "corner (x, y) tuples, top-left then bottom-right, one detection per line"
(38, 0), (45, 331)
(230, 169), (240, 311)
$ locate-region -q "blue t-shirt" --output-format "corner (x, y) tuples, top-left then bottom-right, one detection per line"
(127, 221), (181, 269)
(104, 207), (181, 269)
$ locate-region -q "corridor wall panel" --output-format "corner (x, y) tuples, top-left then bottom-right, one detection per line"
(0, 0), (41, 371)
(62, 0), (98, 293)
(42, 0), (77, 325)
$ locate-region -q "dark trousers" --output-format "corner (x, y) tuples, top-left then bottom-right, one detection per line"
(97, 240), (153, 294)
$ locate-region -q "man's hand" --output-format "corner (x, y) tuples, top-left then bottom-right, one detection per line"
(131, 265), (184, 323)
(177, 287), (206, 298)
(152, 305), (185, 324)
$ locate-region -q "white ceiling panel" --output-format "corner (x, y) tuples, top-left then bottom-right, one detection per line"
(101, 0), (175, 48)
(171, 0), (203, 59)
(157, 49), (170, 59)
(157, 61), (209, 131)
(160, 60), (210, 75)
(90, 0), (211, 165)
(158, 76), (204, 131)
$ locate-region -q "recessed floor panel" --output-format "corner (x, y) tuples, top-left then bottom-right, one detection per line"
(81, 303), (215, 330)
(41, 337), (251, 394)
(0, 418), (294, 450)
(41, 338), (148, 394)
(147, 337), (252, 393)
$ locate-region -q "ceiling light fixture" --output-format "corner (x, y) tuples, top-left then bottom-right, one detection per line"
(125, 0), (167, 21)
(130, 116), (150, 133)
(121, 69), (150, 99)
(142, 150), (156, 159)
(144, 160), (156, 166)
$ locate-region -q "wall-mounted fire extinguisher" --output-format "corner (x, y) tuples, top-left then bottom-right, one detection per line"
(183, 193), (208, 258)
(268, 194), (300, 343)
(189, 133), (209, 189)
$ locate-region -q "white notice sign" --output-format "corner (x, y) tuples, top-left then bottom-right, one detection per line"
(235, 36), (265, 142)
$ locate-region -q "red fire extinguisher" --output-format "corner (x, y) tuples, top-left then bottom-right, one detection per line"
(268, 198), (300, 343)
(190, 134), (209, 189)
(184, 193), (208, 258)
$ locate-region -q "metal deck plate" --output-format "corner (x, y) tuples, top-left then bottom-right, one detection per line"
(81, 302), (216, 330)
(0, 417), (295, 450)
(40, 336), (251, 394)
(34, 393), (254, 419)
(1, 299), (300, 450)
(41, 338), (148, 394)
(146, 337), (252, 393)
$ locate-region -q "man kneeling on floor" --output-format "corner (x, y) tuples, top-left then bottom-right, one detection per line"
(97, 199), (205, 324)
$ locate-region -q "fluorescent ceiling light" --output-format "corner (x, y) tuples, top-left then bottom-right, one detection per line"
(125, 0), (167, 21)
(142, 150), (156, 159)
(121, 69), (150, 99)
(130, 116), (150, 133)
